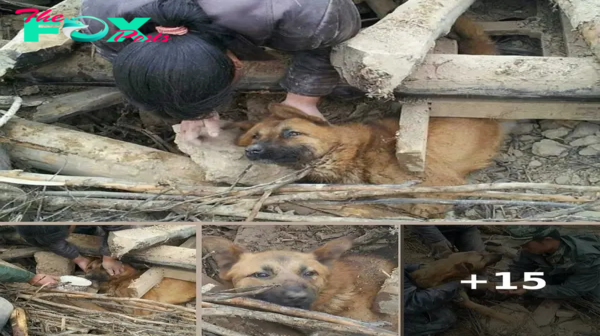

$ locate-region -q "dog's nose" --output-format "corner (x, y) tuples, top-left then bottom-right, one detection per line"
(245, 144), (265, 158)
(283, 285), (308, 300)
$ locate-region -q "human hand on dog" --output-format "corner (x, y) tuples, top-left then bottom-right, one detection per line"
(430, 240), (454, 260)
(28, 273), (59, 287)
(102, 256), (125, 276)
(73, 255), (91, 272)
(179, 112), (221, 146)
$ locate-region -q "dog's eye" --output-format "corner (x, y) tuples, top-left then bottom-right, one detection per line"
(251, 272), (270, 278)
(252, 133), (260, 140)
(302, 270), (317, 277)
(281, 129), (302, 139)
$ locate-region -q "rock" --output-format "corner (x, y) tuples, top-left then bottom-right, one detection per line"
(529, 160), (543, 168)
(532, 300), (561, 327)
(579, 144), (600, 156)
(510, 149), (524, 157)
(570, 122), (600, 139)
(372, 268), (399, 315)
(589, 175), (600, 183)
(18, 86), (40, 96)
(173, 124), (297, 185)
(539, 120), (564, 131)
(542, 127), (570, 139)
(512, 122), (535, 135)
(555, 175), (571, 184)
(571, 175), (582, 184)
(465, 209), (479, 218)
(556, 310), (577, 318)
(520, 135), (540, 141)
(558, 320), (592, 333)
(532, 140), (570, 157)
(34, 252), (75, 276)
(569, 135), (600, 147)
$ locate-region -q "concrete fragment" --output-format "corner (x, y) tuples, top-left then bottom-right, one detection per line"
(532, 140), (570, 157)
(569, 135), (600, 147)
(558, 320), (593, 333)
(542, 127), (570, 139)
(570, 122), (600, 139)
(34, 251), (75, 276)
(528, 160), (543, 168)
(173, 125), (296, 185)
(372, 267), (399, 315)
(556, 309), (577, 318)
(108, 225), (196, 258)
(555, 175), (571, 184)
(579, 144), (600, 156)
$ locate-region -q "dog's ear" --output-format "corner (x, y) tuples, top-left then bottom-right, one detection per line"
(312, 237), (354, 267)
(225, 120), (256, 132)
(453, 262), (475, 275)
(268, 103), (328, 126)
(202, 236), (247, 279)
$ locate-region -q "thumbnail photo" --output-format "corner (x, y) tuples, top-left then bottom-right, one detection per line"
(403, 225), (600, 336)
(201, 224), (400, 335)
(0, 224), (196, 336)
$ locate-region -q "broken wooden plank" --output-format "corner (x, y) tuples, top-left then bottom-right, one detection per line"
(553, 0), (600, 62)
(428, 98), (600, 120)
(127, 267), (164, 298)
(34, 251), (74, 276)
(365, 0), (399, 18)
(396, 101), (430, 173)
(331, 0), (476, 98)
(372, 267), (399, 315)
(532, 300), (561, 326)
(66, 234), (196, 270)
(0, 0), (80, 78)
(0, 247), (43, 260)
(161, 267), (195, 282)
(0, 116), (210, 185)
(108, 225), (196, 258)
(477, 21), (542, 38)
(33, 88), (123, 123)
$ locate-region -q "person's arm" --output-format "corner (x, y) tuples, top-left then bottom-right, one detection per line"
(527, 262), (600, 299)
(0, 261), (34, 283)
(508, 251), (538, 281)
(404, 269), (460, 315)
(411, 226), (449, 245)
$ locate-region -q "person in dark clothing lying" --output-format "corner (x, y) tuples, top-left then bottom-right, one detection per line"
(15, 225), (130, 275)
(404, 264), (461, 336)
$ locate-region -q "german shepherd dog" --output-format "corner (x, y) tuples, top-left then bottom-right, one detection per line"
(84, 258), (196, 316)
(202, 236), (399, 332)
(409, 252), (514, 323)
(232, 19), (508, 218)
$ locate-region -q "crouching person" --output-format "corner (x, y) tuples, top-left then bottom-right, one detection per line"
(0, 259), (58, 329)
(15, 225), (130, 275)
(404, 264), (461, 336)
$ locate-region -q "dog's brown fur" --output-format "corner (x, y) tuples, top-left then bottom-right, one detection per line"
(409, 252), (513, 323)
(84, 258), (196, 316)
(203, 236), (398, 331)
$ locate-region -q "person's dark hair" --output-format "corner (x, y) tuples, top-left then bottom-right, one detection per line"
(532, 231), (561, 242)
(15, 225), (70, 247)
(113, 0), (236, 120)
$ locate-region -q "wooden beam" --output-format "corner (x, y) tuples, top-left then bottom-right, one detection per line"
(32, 88), (123, 123)
(553, 0), (600, 62)
(428, 98), (600, 120)
(560, 12), (594, 57)
(0, 247), (43, 261)
(1, 116), (209, 185)
(396, 101), (430, 173)
(477, 21), (542, 38)
(365, 0), (399, 18)
(331, 0), (476, 98)
(108, 225), (196, 258)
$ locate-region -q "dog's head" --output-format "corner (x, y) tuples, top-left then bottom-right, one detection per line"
(84, 257), (139, 283)
(232, 103), (337, 166)
(202, 236), (354, 309)
(410, 251), (503, 288)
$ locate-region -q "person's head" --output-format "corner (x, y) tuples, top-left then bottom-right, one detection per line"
(15, 225), (71, 247)
(113, 0), (238, 120)
(507, 226), (561, 255)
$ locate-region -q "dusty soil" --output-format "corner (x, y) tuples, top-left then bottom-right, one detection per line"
(403, 225), (600, 336)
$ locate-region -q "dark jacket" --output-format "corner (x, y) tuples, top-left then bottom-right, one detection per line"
(80, 0), (361, 96)
(509, 233), (600, 300)
(410, 225), (476, 244)
(404, 264), (460, 320)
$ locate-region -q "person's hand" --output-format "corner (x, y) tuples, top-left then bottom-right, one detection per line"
(73, 255), (91, 272)
(179, 112), (221, 146)
(102, 256), (125, 276)
(281, 93), (325, 120)
(28, 273), (59, 287)
(430, 240), (454, 260)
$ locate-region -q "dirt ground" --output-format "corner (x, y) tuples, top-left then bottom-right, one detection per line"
(403, 225), (600, 336)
